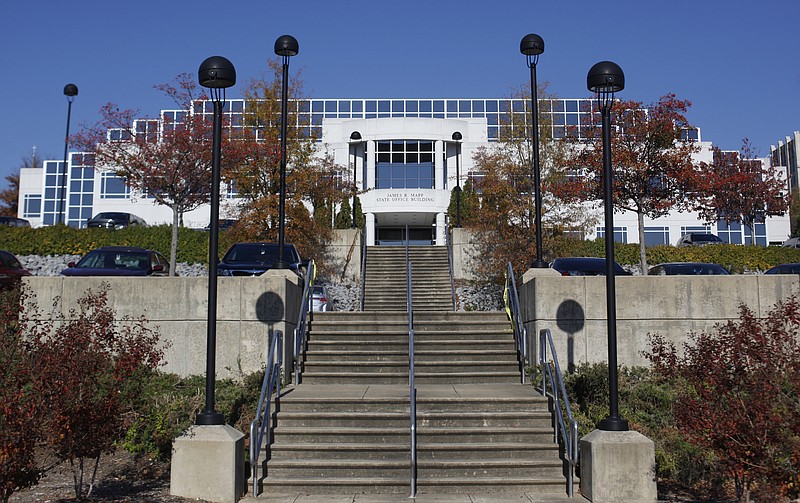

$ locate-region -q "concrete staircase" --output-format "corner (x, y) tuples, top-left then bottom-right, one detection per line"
(257, 245), (573, 498)
(363, 246), (453, 311)
(261, 311), (571, 496)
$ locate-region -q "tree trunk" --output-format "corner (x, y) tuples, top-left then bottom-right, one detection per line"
(170, 207), (180, 277)
(638, 211), (648, 275)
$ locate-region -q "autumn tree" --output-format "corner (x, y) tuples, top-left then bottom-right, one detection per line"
(25, 284), (164, 499)
(72, 73), (225, 276)
(693, 140), (788, 245)
(553, 94), (698, 273)
(226, 59), (346, 264)
(645, 298), (800, 502)
(465, 85), (597, 280)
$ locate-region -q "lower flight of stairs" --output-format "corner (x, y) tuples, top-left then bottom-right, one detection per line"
(259, 310), (574, 496)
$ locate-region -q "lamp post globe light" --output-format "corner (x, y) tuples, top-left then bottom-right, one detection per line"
(452, 131), (462, 228)
(197, 55), (236, 426)
(350, 131), (362, 229)
(274, 34), (299, 268)
(587, 60), (629, 432)
(520, 34), (548, 268)
(60, 83), (78, 225)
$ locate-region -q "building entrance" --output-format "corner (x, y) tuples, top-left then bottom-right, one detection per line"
(376, 227), (434, 246)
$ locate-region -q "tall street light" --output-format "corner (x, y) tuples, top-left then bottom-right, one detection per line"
(274, 34), (299, 269)
(349, 131), (362, 229)
(60, 83), (78, 225)
(520, 34), (548, 268)
(452, 131), (462, 227)
(197, 56), (236, 426)
(587, 61), (629, 432)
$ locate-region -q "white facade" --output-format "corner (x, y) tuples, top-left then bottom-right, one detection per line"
(17, 97), (791, 247)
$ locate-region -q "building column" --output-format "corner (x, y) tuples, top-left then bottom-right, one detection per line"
(366, 140), (376, 190)
(366, 212), (375, 246)
(434, 140), (444, 190)
(436, 212), (446, 246)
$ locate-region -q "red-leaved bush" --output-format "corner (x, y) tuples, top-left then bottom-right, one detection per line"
(646, 297), (800, 502)
(23, 283), (164, 499)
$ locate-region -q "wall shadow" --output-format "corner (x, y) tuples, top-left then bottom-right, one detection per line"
(556, 299), (585, 373)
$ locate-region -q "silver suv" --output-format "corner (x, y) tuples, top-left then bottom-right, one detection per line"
(675, 233), (723, 247)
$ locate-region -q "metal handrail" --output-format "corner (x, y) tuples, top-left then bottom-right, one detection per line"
(293, 260), (316, 384)
(249, 330), (283, 498)
(504, 263), (528, 384)
(539, 328), (579, 498)
(360, 228), (367, 311)
(445, 224), (457, 311)
(407, 260), (417, 498)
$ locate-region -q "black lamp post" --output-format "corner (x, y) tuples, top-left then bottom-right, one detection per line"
(587, 61), (629, 432)
(520, 34), (548, 268)
(60, 83), (78, 225)
(349, 131), (362, 229)
(274, 34), (299, 269)
(452, 131), (462, 227)
(196, 56), (236, 426)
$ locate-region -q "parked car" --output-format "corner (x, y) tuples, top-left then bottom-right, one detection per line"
(61, 246), (171, 276)
(0, 216), (31, 227)
(87, 212), (147, 229)
(764, 263), (800, 275)
(675, 232), (724, 247)
(781, 237), (800, 249)
(550, 257), (630, 276)
(310, 285), (333, 312)
(648, 262), (731, 275)
(203, 219), (238, 231)
(217, 243), (307, 277)
(0, 249), (32, 289)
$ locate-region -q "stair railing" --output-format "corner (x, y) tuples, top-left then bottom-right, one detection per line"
(293, 259), (316, 384)
(360, 227), (367, 311)
(539, 327), (579, 498)
(445, 224), (457, 311)
(249, 330), (283, 498)
(407, 259), (417, 498)
(504, 262), (529, 384)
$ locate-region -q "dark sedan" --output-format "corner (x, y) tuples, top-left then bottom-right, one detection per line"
(764, 263), (800, 275)
(217, 243), (306, 277)
(0, 249), (32, 288)
(61, 246), (171, 277)
(550, 257), (630, 276)
(648, 262), (731, 275)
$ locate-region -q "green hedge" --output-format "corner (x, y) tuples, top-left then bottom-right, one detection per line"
(0, 225), (234, 264)
(550, 237), (800, 273)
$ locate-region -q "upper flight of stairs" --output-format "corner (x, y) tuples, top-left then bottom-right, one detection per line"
(363, 246), (453, 311)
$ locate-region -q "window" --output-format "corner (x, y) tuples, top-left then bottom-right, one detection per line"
(23, 194), (41, 218)
(596, 226), (628, 243)
(644, 227), (670, 246)
(375, 140), (434, 189)
(101, 173), (130, 199)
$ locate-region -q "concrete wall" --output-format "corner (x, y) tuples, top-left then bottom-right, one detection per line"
(23, 271), (303, 379)
(327, 229), (362, 282)
(520, 274), (800, 370)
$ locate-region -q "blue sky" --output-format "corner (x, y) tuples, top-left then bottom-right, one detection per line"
(2, 0), (798, 186)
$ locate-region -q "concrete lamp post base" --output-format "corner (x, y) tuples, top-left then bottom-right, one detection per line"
(170, 425), (245, 503)
(579, 429), (657, 503)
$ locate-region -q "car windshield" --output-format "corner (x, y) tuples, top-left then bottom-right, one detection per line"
(224, 244), (297, 264)
(77, 250), (150, 270)
(693, 234), (721, 243)
(93, 213), (128, 222)
(666, 264), (728, 275)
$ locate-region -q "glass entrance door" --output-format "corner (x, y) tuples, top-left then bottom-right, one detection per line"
(376, 227), (433, 246)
